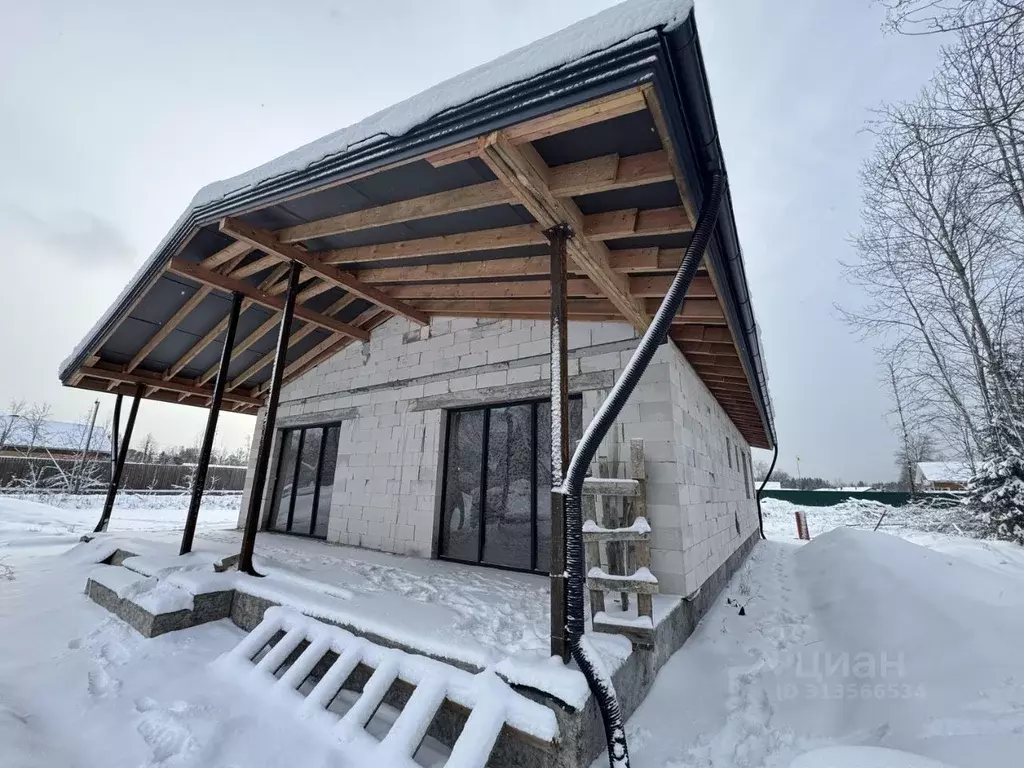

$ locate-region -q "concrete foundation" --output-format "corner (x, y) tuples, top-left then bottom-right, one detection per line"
(84, 530), (760, 766)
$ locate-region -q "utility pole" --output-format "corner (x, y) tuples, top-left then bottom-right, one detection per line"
(73, 399), (100, 494)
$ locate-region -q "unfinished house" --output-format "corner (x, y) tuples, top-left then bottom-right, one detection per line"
(61, 0), (775, 764)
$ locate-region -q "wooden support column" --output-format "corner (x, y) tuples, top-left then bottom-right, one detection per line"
(238, 262), (301, 575)
(93, 384), (143, 533)
(180, 291), (243, 556)
(547, 222), (572, 663)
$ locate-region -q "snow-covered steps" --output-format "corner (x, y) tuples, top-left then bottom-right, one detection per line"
(84, 563), (234, 638)
(215, 607), (559, 768)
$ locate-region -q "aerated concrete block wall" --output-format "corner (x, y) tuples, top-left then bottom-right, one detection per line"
(238, 316), (756, 596)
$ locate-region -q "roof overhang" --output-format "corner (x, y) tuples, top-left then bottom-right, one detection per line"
(58, 3), (775, 449)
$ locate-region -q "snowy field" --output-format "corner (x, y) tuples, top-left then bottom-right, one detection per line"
(1, 494), (1023, 767)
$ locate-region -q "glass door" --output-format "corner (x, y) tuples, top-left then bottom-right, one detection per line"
(439, 397), (581, 572)
(268, 423), (340, 538)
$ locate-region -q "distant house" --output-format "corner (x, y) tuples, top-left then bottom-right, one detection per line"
(915, 461), (972, 491)
(0, 414), (112, 460)
(761, 481), (783, 491)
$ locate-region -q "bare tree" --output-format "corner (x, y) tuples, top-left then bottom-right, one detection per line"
(848, 2), (1024, 538)
(0, 399), (27, 450)
(880, 0), (1024, 38)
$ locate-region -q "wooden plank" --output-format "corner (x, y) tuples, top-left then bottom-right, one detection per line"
(79, 365), (261, 406)
(350, 249), (690, 284)
(260, 306), (389, 394)
(127, 250), (250, 380)
(382, 276), (713, 300)
(278, 181), (512, 243)
(585, 206), (689, 240)
(224, 295), (358, 391)
(230, 253), (280, 279)
(479, 132), (649, 332)
(642, 84), (696, 228)
(583, 493), (605, 618)
(197, 280), (350, 387)
(125, 287), (212, 374)
(320, 204), (689, 266)
(220, 218), (429, 326)
(426, 88), (648, 167)
(586, 573), (659, 595)
(582, 478), (640, 497)
(322, 224), (543, 265)
(545, 150), (672, 197)
(199, 240), (252, 270)
(582, 528), (651, 544)
(276, 148), (672, 246)
(412, 299), (619, 319)
(167, 256), (370, 340)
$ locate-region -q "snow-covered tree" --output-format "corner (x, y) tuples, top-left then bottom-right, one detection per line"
(966, 349), (1024, 543)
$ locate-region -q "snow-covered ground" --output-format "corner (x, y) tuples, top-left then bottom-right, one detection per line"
(2, 493), (1023, 767)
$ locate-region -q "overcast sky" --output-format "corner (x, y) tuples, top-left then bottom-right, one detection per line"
(0, 0), (944, 480)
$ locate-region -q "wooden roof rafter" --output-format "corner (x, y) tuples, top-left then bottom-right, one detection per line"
(61, 78), (770, 446)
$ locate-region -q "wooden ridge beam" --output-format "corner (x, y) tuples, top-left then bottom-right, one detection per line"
(275, 148), (672, 245)
(79, 365), (261, 407)
(167, 257), (370, 341)
(425, 88), (649, 167)
(220, 218), (428, 326)
(479, 131), (649, 332)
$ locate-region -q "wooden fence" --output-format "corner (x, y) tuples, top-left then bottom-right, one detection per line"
(0, 455), (246, 492)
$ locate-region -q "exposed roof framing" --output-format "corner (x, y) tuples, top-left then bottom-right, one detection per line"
(59, 0), (774, 447)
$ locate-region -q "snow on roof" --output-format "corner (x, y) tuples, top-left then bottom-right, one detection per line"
(0, 415), (112, 455)
(60, 0), (695, 377)
(916, 461), (972, 483)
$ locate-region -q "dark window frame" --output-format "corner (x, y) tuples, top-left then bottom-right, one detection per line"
(268, 420), (342, 539)
(437, 394), (582, 574)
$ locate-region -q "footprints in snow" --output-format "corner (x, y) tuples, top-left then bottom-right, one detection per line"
(71, 619), (133, 701)
(134, 698), (203, 766)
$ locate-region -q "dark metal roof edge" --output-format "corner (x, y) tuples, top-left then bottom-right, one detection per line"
(655, 18), (776, 446)
(59, 35), (664, 383)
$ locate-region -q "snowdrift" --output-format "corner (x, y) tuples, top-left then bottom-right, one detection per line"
(791, 529), (1024, 767)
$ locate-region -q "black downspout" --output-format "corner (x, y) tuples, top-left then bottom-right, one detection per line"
(755, 442), (779, 540)
(181, 290), (243, 555)
(561, 171), (725, 768)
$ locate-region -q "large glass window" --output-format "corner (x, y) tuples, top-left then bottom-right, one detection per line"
(269, 423), (340, 538)
(439, 397), (582, 572)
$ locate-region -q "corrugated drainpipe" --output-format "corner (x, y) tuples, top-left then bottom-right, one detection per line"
(560, 170), (725, 768)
